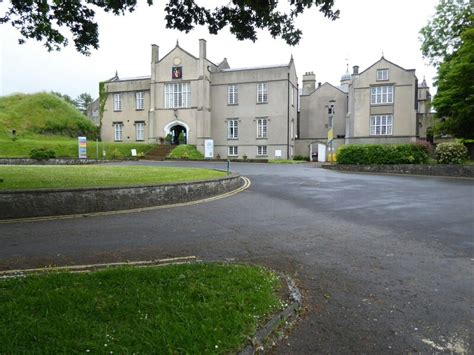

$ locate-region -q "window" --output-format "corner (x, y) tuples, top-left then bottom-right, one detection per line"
(370, 115), (393, 135)
(291, 86), (295, 106)
(257, 145), (267, 156)
(164, 83), (191, 108)
(228, 85), (238, 105)
(135, 121), (145, 141)
(113, 122), (123, 141)
(228, 119), (238, 139)
(257, 83), (268, 103)
(135, 92), (145, 110)
(257, 118), (267, 138)
(371, 86), (393, 104)
(377, 69), (389, 81)
(228, 146), (238, 156)
(113, 94), (121, 111)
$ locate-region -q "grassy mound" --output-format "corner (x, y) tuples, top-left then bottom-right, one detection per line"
(0, 166), (227, 190)
(0, 93), (97, 139)
(167, 144), (204, 160)
(0, 264), (282, 353)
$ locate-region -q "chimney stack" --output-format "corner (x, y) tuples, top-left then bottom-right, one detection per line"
(352, 65), (359, 75)
(302, 71), (316, 95)
(151, 44), (159, 63)
(199, 39), (207, 59)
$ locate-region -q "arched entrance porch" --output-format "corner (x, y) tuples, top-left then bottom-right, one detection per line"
(164, 121), (189, 145)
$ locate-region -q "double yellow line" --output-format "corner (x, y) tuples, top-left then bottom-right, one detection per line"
(0, 176), (251, 224)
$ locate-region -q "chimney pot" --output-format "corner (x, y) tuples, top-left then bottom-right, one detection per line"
(199, 39), (207, 59)
(352, 65), (359, 75)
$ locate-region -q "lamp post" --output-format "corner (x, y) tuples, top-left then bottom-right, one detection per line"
(328, 100), (336, 163)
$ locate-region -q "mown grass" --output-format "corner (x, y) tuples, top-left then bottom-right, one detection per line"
(167, 144), (204, 160)
(0, 263), (282, 354)
(0, 165), (227, 190)
(269, 159), (307, 164)
(0, 137), (156, 159)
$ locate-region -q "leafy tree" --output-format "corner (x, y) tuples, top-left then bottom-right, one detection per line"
(432, 26), (474, 138)
(0, 0), (339, 55)
(419, 0), (472, 68)
(51, 91), (75, 106)
(74, 93), (94, 114)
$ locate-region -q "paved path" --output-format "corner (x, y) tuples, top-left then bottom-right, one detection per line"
(1, 162), (473, 353)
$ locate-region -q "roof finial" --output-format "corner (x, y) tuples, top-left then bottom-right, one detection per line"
(176, 39), (179, 46)
(114, 70), (119, 79)
(381, 50), (384, 58)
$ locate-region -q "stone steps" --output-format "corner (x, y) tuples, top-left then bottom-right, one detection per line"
(143, 144), (176, 161)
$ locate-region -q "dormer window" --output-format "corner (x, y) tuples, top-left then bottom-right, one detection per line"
(377, 69), (389, 81)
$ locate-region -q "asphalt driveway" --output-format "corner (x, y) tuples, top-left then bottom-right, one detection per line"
(1, 162), (472, 353)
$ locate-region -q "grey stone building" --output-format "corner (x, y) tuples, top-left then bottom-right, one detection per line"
(100, 39), (298, 159)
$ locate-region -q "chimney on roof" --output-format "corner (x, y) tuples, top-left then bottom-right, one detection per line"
(199, 39), (207, 59)
(318, 82), (322, 88)
(151, 44), (159, 63)
(352, 65), (359, 75)
(302, 71), (316, 95)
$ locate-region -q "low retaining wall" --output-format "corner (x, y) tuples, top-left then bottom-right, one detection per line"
(0, 174), (243, 219)
(0, 158), (103, 165)
(322, 164), (474, 178)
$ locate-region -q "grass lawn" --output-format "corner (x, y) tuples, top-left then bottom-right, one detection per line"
(0, 165), (227, 190)
(167, 144), (204, 160)
(0, 263), (283, 353)
(0, 137), (156, 159)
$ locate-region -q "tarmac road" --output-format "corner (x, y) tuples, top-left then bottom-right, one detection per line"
(1, 161), (473, 353)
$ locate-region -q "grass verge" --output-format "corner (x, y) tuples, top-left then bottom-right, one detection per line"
(0, 165), (227, 190)
(0, 137), (156, 159)
(0, 264), (282, 353)
(269, 159), (307, 164)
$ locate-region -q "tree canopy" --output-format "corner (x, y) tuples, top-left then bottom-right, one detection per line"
(419, 0), (472, 68)
(0, 0), (339, 55)
(432, 26), (474, 138)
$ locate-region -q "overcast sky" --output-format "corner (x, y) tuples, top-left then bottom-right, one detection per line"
(0, 0), (439, 99)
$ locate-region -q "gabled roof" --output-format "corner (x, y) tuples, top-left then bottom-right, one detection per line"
(302, 81), (347, 97)
(358, 56), (416, 76)
(219, 63), (289, 72)
(159, 41), (199, 63)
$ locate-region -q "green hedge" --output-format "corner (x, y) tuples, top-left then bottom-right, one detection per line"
(337, 143), (429, 164)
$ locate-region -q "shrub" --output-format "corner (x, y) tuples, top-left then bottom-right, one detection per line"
(337, 144), (429, 164)
(293, 155), (310, 161)
(110, 148), (124, 160)
(435, 142), (468, 164)
(30, 148), (56, 160)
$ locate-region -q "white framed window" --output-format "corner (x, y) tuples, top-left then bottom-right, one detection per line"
(135, 92), (145, 110)
(291, 86), (295, 106)
(164, 82), (191, 108)
(257, 83), (268, 103)
(377, 69), (389, 81)
(371, 86), (394, 104)
(113, 122), (123, 141)
(257, 118), (267, 138)
(228, 85), (238, 105)
(113, 93), (122, 111)
(228, 146), (238, 156)
(257, 145), (267, 156)
(228, 119), (238, 139)
(135, 121), (145, 141)
(370, 115), (393, 135)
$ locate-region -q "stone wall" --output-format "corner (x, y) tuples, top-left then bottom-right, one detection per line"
(0, 174), (243, 219)
(322, 164), (474, 178)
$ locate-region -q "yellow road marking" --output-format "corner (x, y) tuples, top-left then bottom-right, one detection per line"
(0, 176), (251, 224)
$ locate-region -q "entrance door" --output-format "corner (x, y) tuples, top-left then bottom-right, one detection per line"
(170, 125), (187, 145)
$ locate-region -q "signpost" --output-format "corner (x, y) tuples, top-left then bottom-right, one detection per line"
(327, 128), (334, 163)
(78, 136), (87, 159)
(204, 139), (214, 159)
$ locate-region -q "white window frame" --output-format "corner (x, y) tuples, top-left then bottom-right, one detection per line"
(257, 145), (268, 156)
(228, 85), (238, 105)
(257, 118), (268, 138)
(257, 83), (268, 103)
(135, 91), (145, 110)
(228, 146), (238, 156)
(164, 82), (191, 108)
(228, 119), (238, 139)
(113, 122), (123, 141)
(113, 93), (121, 111)
(135, 121), (145, 141)
(370, 115), (393, 136)
(377, 69), (389, 81)
(371, 86), (394, 105)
